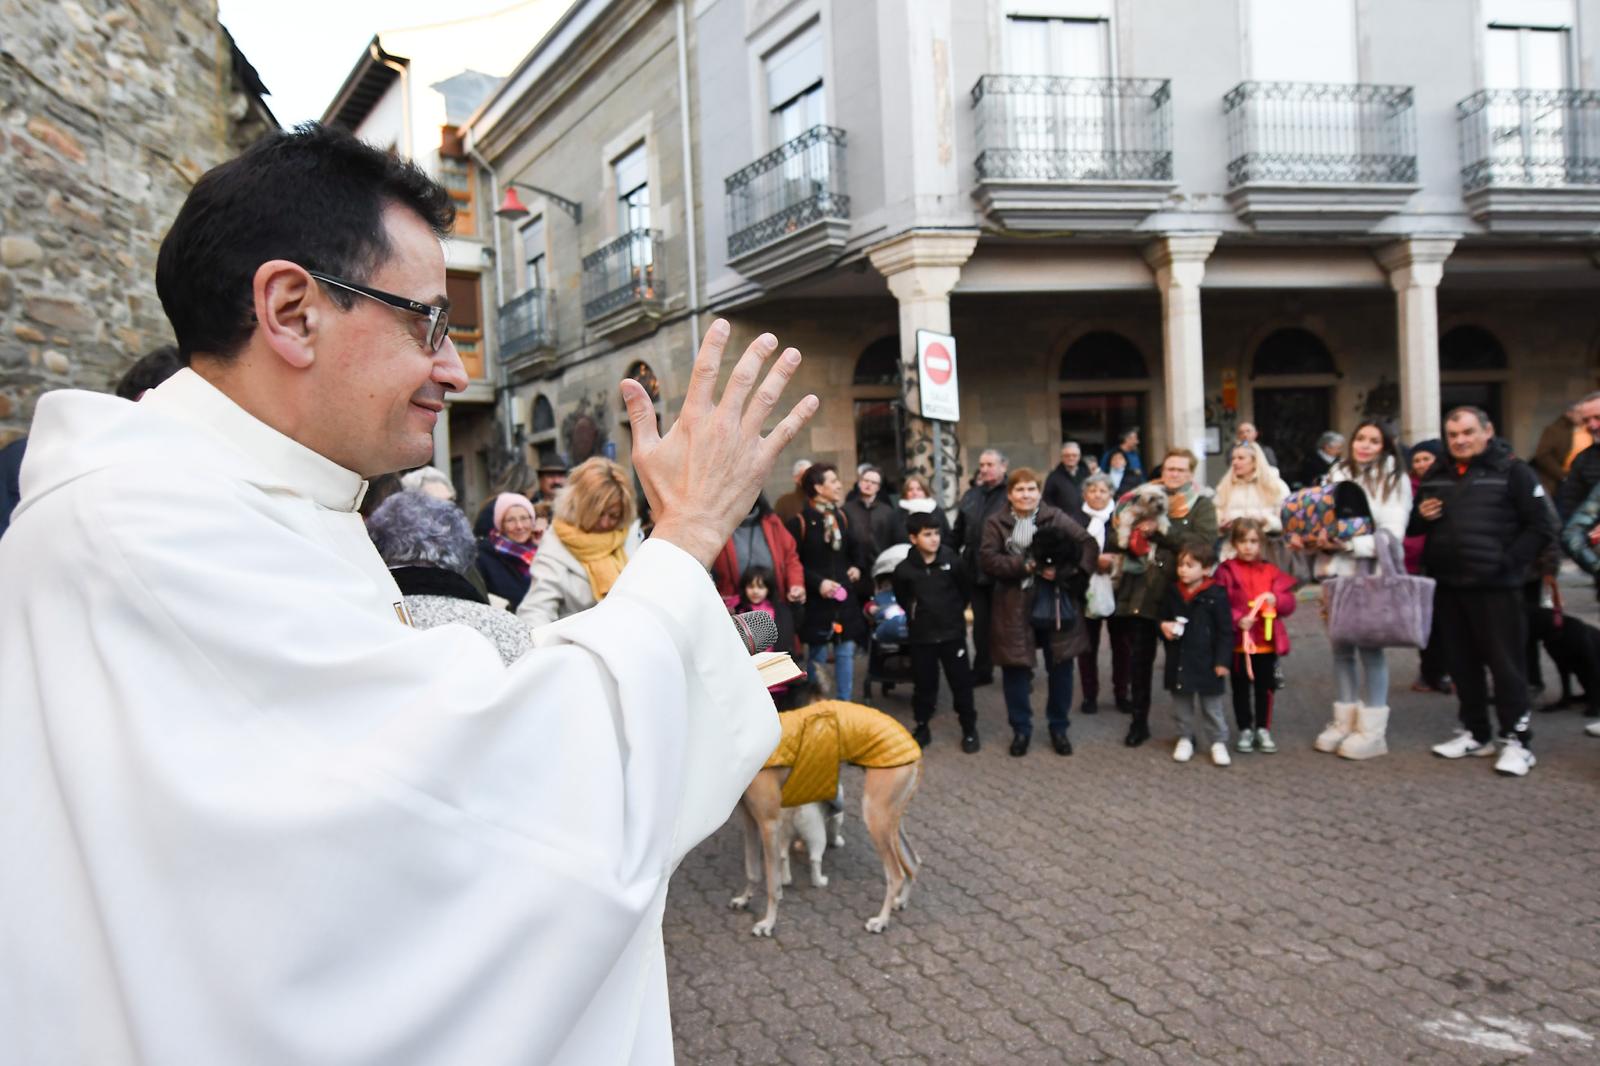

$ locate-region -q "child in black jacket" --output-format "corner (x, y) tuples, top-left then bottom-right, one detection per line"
(892, 512), (979, 752)
(1160, 539), (1235, 766)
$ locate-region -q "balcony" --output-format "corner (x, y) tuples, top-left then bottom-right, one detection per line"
(971, 75), (1175, 230)
(1458, 89), (1600, 232)
(725, 125), (850, 287)
(1222, 81), (1419, 231)
(496, 288), (555, 378)
(582, 228), (663, 339)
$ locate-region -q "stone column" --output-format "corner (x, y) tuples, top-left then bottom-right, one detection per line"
(1376, 237), (1457, 445)
(1143, 233), (1219, 479)
(432, 404), (453, 482)
(867, 229), (980, 511)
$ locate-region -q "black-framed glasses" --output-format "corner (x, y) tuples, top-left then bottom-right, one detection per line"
(307, 271), (450, 352)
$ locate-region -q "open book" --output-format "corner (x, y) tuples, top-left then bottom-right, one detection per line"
(754, 651), (804, 687)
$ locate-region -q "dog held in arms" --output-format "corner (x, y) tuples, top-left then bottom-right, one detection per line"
(730, 668), (923, 935)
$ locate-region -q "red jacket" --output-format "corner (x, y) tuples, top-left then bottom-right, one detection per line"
(1214, 558), (1297, 655)
(712, 512), (804, 599)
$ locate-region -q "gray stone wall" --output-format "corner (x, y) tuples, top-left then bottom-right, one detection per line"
(0, 0), (273, 444)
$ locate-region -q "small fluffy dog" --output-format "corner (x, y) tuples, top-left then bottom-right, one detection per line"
(730, 671), (922, 936)
(1110, 482), (1171, 573)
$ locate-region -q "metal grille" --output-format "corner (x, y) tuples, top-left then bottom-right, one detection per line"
(1457, 89), (1600, 190)
(496, 288), (552, 362)
(581, 229), (662, 321)
(725, 125), (849, 258)
(971, 75), (1173, 182)
(1223, 81), (1417, 185)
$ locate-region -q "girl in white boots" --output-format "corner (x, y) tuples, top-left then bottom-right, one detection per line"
(1293, 420), (1413, 760)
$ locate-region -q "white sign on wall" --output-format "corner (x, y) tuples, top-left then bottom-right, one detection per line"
(916, 329), (960, 422)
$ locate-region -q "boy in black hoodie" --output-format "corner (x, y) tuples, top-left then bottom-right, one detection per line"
(1159, 538), (1235, 766)
(893, 512), (979, 752)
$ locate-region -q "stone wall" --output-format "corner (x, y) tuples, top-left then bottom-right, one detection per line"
(0, 0), (274, 444)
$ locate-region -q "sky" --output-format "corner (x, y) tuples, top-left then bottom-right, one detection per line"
(218, 0), (535, 127)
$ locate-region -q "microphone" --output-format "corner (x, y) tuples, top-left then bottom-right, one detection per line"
(732, 610), (778, 654)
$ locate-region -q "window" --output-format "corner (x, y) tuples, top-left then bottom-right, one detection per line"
(853, 337), (901, 386)
(766, 24), (825, 146)
(445, 271), (483, 379)
(1004, 15), (1108, 78)
(1059, 331), (1147, 380)
(1251, 328), (1337, 377)
(614, 143), (650, 234)
(1246, 0), (1355, 83)
(438, 153), (476, 237)
(520, 215), (547, 293)
(1440, 325), (1508, 429)
(852, 338), (904, 485)
(1057, 330), (1149, 464)
(1003, 15), (1112, 175)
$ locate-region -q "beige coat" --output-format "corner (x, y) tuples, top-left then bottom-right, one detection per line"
(517, 521), (643, 627)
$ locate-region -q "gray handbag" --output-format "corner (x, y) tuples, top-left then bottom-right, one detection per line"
(1324, 531), (1435, 649)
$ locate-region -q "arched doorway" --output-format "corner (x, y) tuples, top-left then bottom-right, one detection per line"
(852, 337), (905, 487)
(528, 394), (560, 467)
(1250, 327), (1338, 478)
(1440, 325), (1507, 430)
(1058, 330), (1150, 464)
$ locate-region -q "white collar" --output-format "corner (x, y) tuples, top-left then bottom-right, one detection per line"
(142, 369), (368, 512)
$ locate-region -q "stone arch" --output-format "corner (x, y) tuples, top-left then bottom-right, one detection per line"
(854, 336), (901, 386)
(1251, 327), (1337, 378)
(1059, 330), (1150, 380)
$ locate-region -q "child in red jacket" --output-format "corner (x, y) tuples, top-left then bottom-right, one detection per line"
(1215, 518), (1297, 754)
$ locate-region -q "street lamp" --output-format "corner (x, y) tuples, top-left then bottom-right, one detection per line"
(495, 181), (582, 224)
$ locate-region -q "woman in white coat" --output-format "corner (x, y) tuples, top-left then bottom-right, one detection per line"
(1291, 420), (1412, 760)
(1214, 441), (1290, 556)
(517, 457), (643, 627)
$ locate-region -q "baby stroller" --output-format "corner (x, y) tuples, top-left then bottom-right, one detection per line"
(861, 543), (915, 700)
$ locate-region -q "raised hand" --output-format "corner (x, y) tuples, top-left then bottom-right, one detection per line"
(621, 320), (818, 567)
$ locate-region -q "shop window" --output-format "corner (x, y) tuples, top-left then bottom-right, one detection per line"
(1059, 331), (1149, 380)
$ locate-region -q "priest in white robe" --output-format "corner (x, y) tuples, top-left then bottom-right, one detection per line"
(0, 124), (817, 1066)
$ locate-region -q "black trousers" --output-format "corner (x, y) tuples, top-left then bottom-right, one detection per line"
(1417, 620), (1450, 688)
(1231, 651), (1277, 731)
(970, 583), (994, 678)
(1079, 617), (1129, 705)
(1435, 585), (1532, 745)
(1110, 616), (1160, 715)
(911, 640), (977, 730)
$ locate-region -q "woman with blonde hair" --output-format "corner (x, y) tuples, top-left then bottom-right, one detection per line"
(517, 457), (643, 626)
(1214, 441), (1290, 555)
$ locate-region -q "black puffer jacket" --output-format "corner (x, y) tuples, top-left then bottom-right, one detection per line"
(1557, 443), (1600, 520)
(1409, 439), (1558, 588)
(952, 480), (1008, 586)
(1160, 583), (1233, 698)
(891, 545), (972, 644)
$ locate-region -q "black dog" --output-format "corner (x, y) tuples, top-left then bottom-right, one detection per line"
(1528, 606), (1600, 716)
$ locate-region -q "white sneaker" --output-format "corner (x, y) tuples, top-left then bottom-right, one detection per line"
(1494, 737), (1536, 777)
(1586, 720), (1600, 737)
(1431, 730), (1496, 759)
(1255, 728), (1278, 754)
(1210, 743), (1232, 767)
(1173, 738), (1194, 763)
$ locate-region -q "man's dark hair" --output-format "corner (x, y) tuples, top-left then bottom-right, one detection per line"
(1176, 536), (1216, 570)
(801, 462), (838, 499)
(114, 344), (186, 400)
(156, 123), (454, 360)
(905, 512), (941, 535)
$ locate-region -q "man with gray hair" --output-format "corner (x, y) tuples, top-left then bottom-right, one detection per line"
(399, 464), (456, 502)
(368, 490), (531, 665)
(953, 447), (1010, 684)
(1235, 421), (1278, 470)
(1296, 430), (1345, 489)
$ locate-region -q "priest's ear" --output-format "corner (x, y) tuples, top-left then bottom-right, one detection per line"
(252, 260), (321, 370)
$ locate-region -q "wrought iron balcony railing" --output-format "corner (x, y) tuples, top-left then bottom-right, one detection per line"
(972, 75), (1173, 182)
(1223, 81), (1417, 185)
(581, 228), (662, 321)
(725, 125), (849, 259)
(1458, 89), (1600, 190)
(497, 287), (553, 364)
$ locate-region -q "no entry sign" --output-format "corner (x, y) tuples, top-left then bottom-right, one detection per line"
(916, 329), (960, 421)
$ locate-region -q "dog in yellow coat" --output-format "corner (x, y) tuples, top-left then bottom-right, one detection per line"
(730, 670), (923, 935)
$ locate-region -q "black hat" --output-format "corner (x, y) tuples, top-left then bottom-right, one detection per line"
(536, 460), (568, 476)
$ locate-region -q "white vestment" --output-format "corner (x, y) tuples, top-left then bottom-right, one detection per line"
(0, 369), (778, 1066)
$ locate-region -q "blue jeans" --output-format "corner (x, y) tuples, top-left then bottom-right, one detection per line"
(1332, 641), (1389, 706)
(1001, 630), (1074, 737)
(807, 641), (856, 701)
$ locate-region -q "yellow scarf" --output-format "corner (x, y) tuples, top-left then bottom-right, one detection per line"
(554, 520), (629, 602)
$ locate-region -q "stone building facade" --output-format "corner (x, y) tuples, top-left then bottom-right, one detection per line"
(0, 0), (275, 445)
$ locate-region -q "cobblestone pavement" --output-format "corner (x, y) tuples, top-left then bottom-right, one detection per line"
(666, 575), (1600, 1064)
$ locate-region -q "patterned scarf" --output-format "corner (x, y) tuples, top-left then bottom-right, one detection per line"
(554, 520), (630, 602)
(1167, 481), (1194, 521)
(1008, 507), (1040, 589)
(488, 529), (535, 576)
(812, 501), (843, 551)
